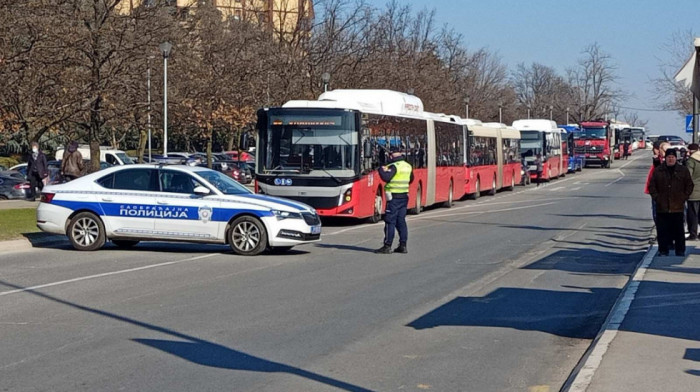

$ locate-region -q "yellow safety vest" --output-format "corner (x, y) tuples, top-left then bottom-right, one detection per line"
(385, 160), (412, 194)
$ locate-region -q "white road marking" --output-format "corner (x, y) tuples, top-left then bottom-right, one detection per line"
(563, 245), (656, 392)
(323, 198), (565, 237)
(604, 177), (624, 187)
(413, 201), (558, 220)
(0, 253), (219, 297)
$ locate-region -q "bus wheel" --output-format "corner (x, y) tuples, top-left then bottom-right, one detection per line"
(488, 178), (497, 196)
(472, 179), (480, 200)
(368, 191), (383, 223)
(442, 182), (453, 208)
(410, 185), (422, 215)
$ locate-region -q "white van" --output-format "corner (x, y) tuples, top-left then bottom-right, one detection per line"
(55, 146), (134, 166)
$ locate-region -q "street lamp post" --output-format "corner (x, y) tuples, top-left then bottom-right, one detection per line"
(321, 72), (330, 93)
(159, 41), (172, 157)
(549, 105), (553, 121)
(147, 56), (154, 163)
(694, 38), (700, 144)
(498, 102), (503, 123)
(527, 106), (531, 119)
(464, 96), (470, 119)
(566, 107), (570, 124)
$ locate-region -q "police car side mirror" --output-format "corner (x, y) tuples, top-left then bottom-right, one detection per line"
(194, 186), (211, 196)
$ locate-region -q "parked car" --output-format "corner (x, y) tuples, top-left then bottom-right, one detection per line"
(36, 164), (321, 255)
(0, 173), (31, 200)
(0, 170), (27, 181)
(657, 135), (687, 147)
(10, 162), (62, 184)
(223, 162), (252, 184)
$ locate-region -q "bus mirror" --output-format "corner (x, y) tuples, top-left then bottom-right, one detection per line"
(239, 133), (249, 150)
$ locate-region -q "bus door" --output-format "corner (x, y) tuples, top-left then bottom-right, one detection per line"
(426, 119), (436, 207)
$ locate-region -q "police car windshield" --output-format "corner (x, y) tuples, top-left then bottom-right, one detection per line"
(196, 170), (252, 195)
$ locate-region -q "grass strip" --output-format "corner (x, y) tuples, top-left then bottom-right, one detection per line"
(0, 208), (39, 241)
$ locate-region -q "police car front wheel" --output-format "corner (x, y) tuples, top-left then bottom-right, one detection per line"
(67, 212), (106, 251)
(228, 216), (268, 256)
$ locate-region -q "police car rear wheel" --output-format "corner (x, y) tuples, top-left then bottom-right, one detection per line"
(229, 216), (267, 256)
(68, 212), (106, 251)
(112, 239), (140, 248)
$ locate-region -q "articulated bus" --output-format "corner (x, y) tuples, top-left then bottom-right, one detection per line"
(254, 90), (467, 222)
(513, 119), (564, 180)
(462, 121), (521, 198)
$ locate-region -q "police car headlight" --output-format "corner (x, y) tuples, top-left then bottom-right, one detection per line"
(272, 210), (303, 220)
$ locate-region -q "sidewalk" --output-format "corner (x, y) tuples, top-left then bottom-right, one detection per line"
(566, 245), (700, 391)
(0, 199), (39, 210)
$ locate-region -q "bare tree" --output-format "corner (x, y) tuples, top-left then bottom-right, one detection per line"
(512, 62), (569, 120)
(566, 43), (624, 122)
(651, 29), (696, 116)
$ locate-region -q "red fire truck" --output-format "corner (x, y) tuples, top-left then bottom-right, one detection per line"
(575, 120), (615, 168)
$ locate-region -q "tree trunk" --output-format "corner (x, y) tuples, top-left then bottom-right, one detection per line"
(206, 129), (213, 169)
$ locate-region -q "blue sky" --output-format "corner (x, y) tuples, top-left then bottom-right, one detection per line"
(408, 0), (700, 138)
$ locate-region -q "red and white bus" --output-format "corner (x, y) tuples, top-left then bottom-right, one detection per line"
(513, 119), (564, 180)
(461, 120), (521, 198)
(254, 90), (467, 222)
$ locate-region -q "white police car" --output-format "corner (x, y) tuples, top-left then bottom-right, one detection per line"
(36, 164), (321, 255)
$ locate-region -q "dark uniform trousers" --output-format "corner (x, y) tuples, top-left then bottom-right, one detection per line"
(657, 212), (685, 254)
(383, 195), (408, 246)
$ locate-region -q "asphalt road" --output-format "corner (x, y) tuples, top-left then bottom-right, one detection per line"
(0, 155), (653, 392)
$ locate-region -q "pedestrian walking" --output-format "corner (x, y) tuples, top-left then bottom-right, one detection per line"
(60, 141), (84, 182)
(649, 148), (694, 256)
(374, 147), (414, 254)
(622, 140), (630, 160)
(685, 143), (700, 241)
(534, 153), (544, 186)
(26, 141), (48, 201)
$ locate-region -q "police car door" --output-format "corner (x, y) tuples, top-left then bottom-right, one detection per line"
(96, 168), (158, 235)
(155, 169), (221, 241)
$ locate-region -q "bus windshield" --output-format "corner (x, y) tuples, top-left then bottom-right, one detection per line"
(259, 109), (359, 177)
(519, 131), (543, 157)
(576, 127), (607, 139)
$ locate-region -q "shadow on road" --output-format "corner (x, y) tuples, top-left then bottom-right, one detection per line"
(407, 287), (619, 339)
(684, 349), (700, 377)
(0, 279), (373, 392)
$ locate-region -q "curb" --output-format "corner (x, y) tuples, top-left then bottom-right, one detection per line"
(560, 243), (656, 392)
(0, 236), (68, 254)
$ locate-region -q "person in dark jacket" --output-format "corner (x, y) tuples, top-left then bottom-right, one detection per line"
(622, 140), (630, 160)
(374, 148), (414, 254)
(61, 141), (84, 181)
(685, 143), (700, 240)
(26, 141), (49, 201)
(649, 148), (694, 256)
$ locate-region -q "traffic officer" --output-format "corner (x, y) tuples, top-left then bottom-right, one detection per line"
(374, 146), (414, 254)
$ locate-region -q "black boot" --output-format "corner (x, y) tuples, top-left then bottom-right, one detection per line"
(374, 244), (393, 254)
(394, 243), (407, 254)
